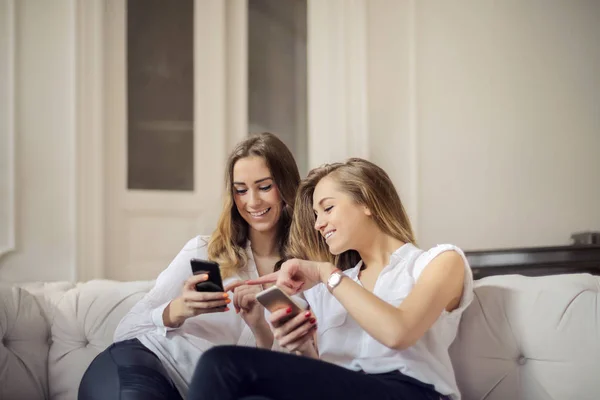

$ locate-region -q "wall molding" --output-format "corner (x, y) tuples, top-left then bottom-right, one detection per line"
(307, 0), (369, 168)
(0, 0), (16, 261)
(74, 0), (105, 280)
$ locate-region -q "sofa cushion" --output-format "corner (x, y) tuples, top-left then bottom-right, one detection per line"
(18, 282), (76, 325)
(49, 280), (154, 400)
(450, 273), (600, 400)
(0, 284), (49, 400)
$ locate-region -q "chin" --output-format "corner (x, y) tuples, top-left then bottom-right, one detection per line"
(327, 238), (351, 256)
(250, 223), (278, 233)
(327, 244), (343, 256)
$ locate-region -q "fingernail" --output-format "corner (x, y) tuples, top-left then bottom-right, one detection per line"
(286, 307), (292, 314)
(223, 293), (229, 298)
(224, 307), (230, 311)
(309, 318), (316, 324)
(304, 311), (311, 318)
(225, 299), (231, 304)
(201, 274), (208, 280)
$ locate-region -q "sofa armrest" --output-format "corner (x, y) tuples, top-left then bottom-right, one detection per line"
(0, 283), (49, 400)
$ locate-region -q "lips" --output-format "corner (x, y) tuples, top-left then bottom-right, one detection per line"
(249, 207), (271, 218)
(324, 230), (336, 240)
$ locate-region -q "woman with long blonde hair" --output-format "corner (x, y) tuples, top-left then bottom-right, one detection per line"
(79, 132), (301, 400)
(190, 158), (473, 400)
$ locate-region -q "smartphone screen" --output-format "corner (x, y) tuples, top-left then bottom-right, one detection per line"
(190, 259), (224, 292)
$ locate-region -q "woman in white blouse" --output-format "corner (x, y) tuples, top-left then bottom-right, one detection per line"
(188, 158), (474, 400)
(78, 132), (301, 400)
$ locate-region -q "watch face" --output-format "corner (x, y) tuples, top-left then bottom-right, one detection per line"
(329, 272), (342, 287)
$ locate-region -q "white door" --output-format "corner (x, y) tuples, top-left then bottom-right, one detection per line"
(102, 0), (367, 281)
(104, 0), (240, 281)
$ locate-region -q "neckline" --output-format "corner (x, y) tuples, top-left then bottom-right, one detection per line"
(347, 242), (415, 279)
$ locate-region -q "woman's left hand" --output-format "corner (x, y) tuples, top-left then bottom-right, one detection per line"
(229, 283), (274, 349)
(232, 283), (266, 328)
(269, 307), (318, 356)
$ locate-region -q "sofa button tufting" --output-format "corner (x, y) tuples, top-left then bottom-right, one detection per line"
(517, 355), (527, 365)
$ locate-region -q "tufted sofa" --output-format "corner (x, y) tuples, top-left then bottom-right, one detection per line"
(1, 274), (599, 400)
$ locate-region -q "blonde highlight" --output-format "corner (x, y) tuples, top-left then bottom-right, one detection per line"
(208, 133), (300, 279)
(286, 158), (416, 270)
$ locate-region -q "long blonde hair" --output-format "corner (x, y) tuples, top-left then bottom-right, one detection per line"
(286, 158), (415, 270)
(208, 132), (301, 278)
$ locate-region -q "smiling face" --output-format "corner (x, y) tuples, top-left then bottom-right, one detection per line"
(312, 176), (372, 255)
(232, 156), (283, 235)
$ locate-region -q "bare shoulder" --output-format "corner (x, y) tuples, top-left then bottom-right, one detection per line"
(415, 247), (466, 292)
(429, 249), (465, 271)
(417, 245), (466, 276)
(417, 247), (466, 311)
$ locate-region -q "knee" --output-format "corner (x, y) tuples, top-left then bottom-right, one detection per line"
(79, 349), (115, 399)
(195, 345), (255, 379)
(198, 345), (239, 369)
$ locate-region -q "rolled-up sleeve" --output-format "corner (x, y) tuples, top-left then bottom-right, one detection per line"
(113, 236), (209, 341)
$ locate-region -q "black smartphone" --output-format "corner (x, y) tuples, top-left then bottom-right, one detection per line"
(190, 259), (224, 292)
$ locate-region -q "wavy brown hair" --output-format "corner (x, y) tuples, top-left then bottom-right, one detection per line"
(208, 132), (300, 278)
(286, 158), (415, 270)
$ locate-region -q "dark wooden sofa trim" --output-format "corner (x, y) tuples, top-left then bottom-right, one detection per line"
(465, 245), (600, 279)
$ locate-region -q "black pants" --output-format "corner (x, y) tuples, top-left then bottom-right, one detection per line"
(188, 346), (448, 400)
(78, 338), (182, 400)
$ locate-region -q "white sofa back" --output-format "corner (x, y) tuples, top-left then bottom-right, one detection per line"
(1, 274), (599, 400)
(449, 273), (600, 400)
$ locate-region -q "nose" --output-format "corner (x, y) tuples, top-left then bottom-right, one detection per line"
(248, 189), (262, 208)
(314, 214), (325, 231)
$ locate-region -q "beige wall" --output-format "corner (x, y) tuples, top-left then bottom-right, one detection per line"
(2, 1), (599, 283)
(0, 0), (77, 282)
(367, 0), (600, 250)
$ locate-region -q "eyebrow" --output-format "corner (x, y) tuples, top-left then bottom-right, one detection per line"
(232, 177), (273, 186)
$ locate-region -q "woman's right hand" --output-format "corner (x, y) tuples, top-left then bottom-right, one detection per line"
(163, 273), (231, 328)
(246, 259), (335, 295)
(269, 307), (318, 356)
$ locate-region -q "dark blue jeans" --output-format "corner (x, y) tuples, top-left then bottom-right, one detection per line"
(188, 346), (449, 400)
(78, 338), (182, 400)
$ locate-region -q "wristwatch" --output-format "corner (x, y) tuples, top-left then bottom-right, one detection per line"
(326, 269), (344, 292)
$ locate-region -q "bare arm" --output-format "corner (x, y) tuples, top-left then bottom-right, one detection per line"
(318, 250), (466, 350)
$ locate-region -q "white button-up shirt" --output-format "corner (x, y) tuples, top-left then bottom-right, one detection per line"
(113, 236), (258, 398)
(304, 243), (474, 400)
